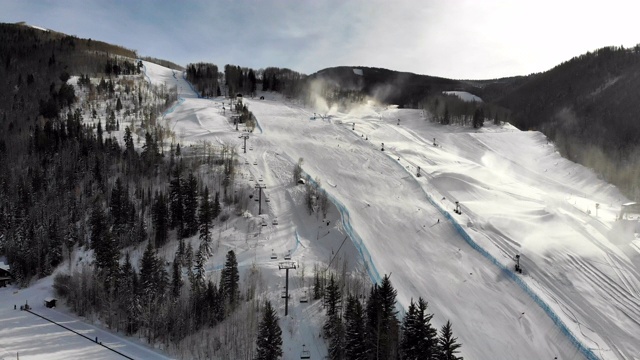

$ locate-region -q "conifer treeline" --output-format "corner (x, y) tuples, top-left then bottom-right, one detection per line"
(319, 274), (463, 360)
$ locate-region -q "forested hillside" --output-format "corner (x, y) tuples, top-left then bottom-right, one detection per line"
(307, 66), (472, 108)
(481, 45), (640, 199)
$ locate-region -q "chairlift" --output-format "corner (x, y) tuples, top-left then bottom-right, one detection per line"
(262, 219), (268, 226)
(249, 146), (254, 151)
(284, 250), (292, 260)
(244, 160), (249, 164)
(272, 218), (278, 225)
(281, 290), (288, 299)
(300, 344), (311, 359)
(300, 290), (309, 303)
(253, 160), (258, 165)
(259, 177), (264, 182)
(270, 250), (277, 259)
(265, 196), (270, 202)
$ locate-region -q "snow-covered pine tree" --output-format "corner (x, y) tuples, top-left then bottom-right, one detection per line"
(256, 300), (283, 360)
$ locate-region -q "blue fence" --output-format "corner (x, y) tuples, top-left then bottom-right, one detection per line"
(303, 175), (382, 285)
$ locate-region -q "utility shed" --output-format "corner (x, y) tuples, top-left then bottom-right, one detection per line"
(0, 262), (11, 287)
(44, 297), (57, 308)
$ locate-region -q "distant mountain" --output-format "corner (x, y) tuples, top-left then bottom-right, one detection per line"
(481, 45), (640, 199)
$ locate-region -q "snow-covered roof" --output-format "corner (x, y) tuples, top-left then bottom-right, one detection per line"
(0, 262), (9, 271)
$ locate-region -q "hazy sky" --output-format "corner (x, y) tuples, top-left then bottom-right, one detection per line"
(3, 0), (639, 79)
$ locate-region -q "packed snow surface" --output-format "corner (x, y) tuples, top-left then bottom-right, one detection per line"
(162, 53), (638, 359)
(3, 61), (639, 360)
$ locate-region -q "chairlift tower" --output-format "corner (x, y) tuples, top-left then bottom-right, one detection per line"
(279, 261), (297, 316)
(254, 183), (266, 215)
(239, 133), (250, 153)
(515, 254), (522, 273)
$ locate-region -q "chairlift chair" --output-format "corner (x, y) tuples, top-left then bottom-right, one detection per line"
(300, 290), (309, 303)
(281, 290), (288, 299)
(284, 250), (292, 260)
(272, 218), (278, 225)
(270, 250), (277, 259)
(253, 160), (258, 165)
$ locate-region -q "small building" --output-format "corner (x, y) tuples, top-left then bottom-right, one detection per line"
(620, 202), (640, 220)
(0, 262), (11, 287)
(44, 297), (57, 308)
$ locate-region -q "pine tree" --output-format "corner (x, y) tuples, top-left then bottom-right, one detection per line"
(378, 274), (400, 360)
(401, 299), (420, 359)
(151, 191), (169, 247)
(119, 253), (140, 335)
(139, 240), (168, 341)
(171, 252), (183, 299)
(256, 301), (283, 360)
(366, 274), (399, 360)
(212, 191), (221, 219)
(439, 320), (463, 360)
(123, 126), (135, 157)
(323, 274), (344, 359)
(90, 201), (119, 285)
(221, 250), (239, 308)
(401, 297), (438, 359)
(344, 295), (367, 360)
(169, 168), (183, 233)
(193, 245), (206, 291)
(183, 173), (199, 237)
(198, 186), (213, 255)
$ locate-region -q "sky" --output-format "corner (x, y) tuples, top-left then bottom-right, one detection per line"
(2, 0), (640, 79)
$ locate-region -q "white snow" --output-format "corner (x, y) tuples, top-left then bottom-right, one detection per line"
(128, 62), (640, 359)
(4, 60), (639, 359)
(0, 277), (174, 360)
(443, 90), (483, 102)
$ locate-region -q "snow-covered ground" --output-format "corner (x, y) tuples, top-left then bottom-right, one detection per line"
(0, 277), (173, 360)
(160, 55), (640, 359)
(3, 60), (639, 359)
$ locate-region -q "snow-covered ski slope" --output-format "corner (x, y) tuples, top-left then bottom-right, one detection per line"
(154, 58), (640, 359)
